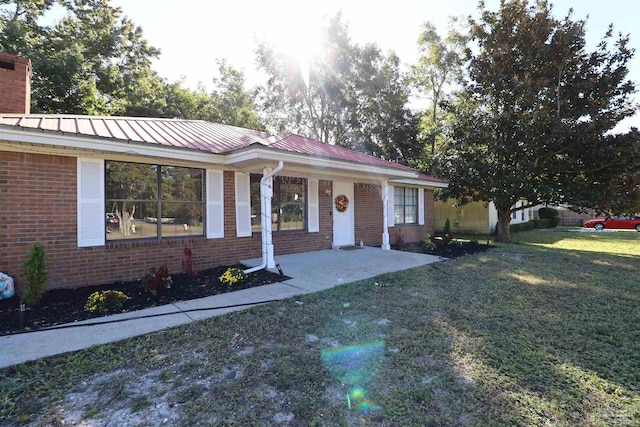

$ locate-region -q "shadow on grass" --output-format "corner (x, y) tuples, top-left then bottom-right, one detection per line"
(419, 249), (640, 425)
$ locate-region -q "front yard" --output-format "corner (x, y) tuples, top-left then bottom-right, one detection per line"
(1, 230), (639, 426)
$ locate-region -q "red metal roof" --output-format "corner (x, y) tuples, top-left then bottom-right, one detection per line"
(0, 115), (445, 180)
(264, 132), (416, 172)
(0, 115), (271, 153)
(417, 172), (448, 184)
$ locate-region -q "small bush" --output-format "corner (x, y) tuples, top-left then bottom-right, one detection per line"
(21, 243), (48, 305)
(219, 267), (247, 286)
(533, 217), (559, 229)
(423, 234), (436, 251)
(510, 221), (536, 233)
(537, 207), (559, 219)
(143, 264), (173, 294)
(84, 290), (130, 313)
(443, 218), (451, 235)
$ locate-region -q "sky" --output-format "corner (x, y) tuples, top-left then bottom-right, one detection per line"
(109, 0), (640, 131)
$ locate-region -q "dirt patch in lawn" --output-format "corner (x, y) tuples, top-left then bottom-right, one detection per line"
(0, 265), (288, 336)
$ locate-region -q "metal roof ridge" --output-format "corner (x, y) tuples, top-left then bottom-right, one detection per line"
(275, 132), (417, 171)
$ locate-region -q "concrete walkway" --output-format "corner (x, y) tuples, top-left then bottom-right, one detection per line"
(0, 247), (443, 368)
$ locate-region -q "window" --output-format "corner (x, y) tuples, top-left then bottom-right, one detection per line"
(250, 175), (306, 231)
(394, 187), (418, 224)
(105, 161), (204, 240)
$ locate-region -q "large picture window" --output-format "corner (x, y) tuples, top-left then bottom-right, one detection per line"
(250, 175), (306, 232)
(394, 186), (418, 224)
(105, 161), (204, 240)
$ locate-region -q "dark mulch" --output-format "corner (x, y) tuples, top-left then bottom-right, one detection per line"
(394, 239), (495, 259)
(1, 241), (494, 336)
(0, 265), (288, 336)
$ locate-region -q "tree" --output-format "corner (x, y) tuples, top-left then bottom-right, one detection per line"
(208, 60), (265, 130)
(412, 21), (465, 168)
(256, 13), (420, 164)
(1, 0), (160, 114)
(567, 128), (640, 216)
(437, 0), (637, 242)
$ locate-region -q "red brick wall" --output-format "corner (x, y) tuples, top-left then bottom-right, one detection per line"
(0, 53), (31, 114)
(0, 154), (332, 291)
(354, 183), (383, 247)
(388, 189), (435, 247)
(0, 151), (437, 290)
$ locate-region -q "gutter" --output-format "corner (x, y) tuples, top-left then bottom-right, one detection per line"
(244, 160), (284, 274)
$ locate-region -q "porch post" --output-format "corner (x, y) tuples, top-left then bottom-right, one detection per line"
(381, 180), (390, 250)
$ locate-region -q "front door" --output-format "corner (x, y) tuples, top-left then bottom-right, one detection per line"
(332, 181), (355, 247)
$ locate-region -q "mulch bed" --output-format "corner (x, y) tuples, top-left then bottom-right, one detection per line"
(0, 241), (494, 336)
(394, 239), (495, 258)
(0, 265), (287, 336)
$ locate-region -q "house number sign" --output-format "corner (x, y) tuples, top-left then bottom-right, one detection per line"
(334, 195), (349, 212)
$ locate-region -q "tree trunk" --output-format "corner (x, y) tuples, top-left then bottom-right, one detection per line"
(495, 207), (512, 243)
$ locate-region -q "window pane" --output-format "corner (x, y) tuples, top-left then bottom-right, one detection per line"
(405, 189), (416, 205)
(394, 187), (403, 206)
(394, 208), (403, 225)
(405, 205), (417, 224)
(161, 166), (203, 201)
(250, 175), (262, 232)
(106, 161), (204, 240)
(106, 201), (158, 240)
(277, 178), (305, 231)
(106, 162), (157, 200)
(393, 186), (418, 224)
(161, 202), (204, 237)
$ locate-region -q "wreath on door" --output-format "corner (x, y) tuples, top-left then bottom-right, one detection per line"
(335, 195), (349, 212)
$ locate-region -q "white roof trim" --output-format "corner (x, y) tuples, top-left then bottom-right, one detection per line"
(389, 178), (449, 189)
(226, 147), (419, 179)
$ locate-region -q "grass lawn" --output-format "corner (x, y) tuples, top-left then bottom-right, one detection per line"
(1, 229), (639, 426)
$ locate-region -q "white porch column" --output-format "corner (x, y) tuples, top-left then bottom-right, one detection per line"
(381, 180), (390, 250)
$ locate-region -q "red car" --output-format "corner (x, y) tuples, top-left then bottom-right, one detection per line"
(584, 215), (640, 231)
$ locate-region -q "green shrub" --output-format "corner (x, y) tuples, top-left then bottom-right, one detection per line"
(533, 218), (559, 229)
(537, 207), (559, 219)
(423, 234), (436, 251)
(443, 218), (451, 235)
(21, 243), (48, 305)
(84, 290), (130, 313)
(534, 219), (549, 228)
(510, 221), (536, 233)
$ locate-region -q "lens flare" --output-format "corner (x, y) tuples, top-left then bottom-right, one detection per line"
(321, 308), (385, 414)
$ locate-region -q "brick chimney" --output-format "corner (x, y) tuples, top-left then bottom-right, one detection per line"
(0, 52), (32, 114)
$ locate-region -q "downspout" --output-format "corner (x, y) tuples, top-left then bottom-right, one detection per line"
(244, 161), (284, 274)
(381, 180), (391, 250)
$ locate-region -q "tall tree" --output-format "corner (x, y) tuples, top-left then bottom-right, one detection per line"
(256, 13), (420, 164)
(412, 21), (465, 166)
(437, 0), (637, 242)
(208, 60), (265, 130)
(1, 0), (160, 114)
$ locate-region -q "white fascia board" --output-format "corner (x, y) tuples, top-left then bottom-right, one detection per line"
(226, 147), (418, 180)
(389, 178), (448, 189)
(0, 128), (225, 165)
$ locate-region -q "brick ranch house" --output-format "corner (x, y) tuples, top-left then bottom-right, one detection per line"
(0, 52), (447, 291)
